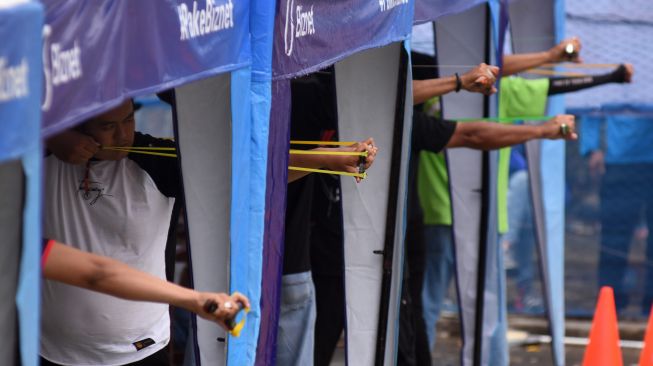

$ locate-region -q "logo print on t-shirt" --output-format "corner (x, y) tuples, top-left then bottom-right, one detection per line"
(77, 179), (112, 206)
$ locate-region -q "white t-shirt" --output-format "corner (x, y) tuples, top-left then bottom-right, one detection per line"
(41, 148), (176, 365)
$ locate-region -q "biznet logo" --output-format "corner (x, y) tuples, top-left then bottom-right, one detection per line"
(379, 0), (408, 12)
(283, 0), (316, 56)
(177, 0), (235, 41)
(0, 57), (29, 103)
(42, 25), (83, 111)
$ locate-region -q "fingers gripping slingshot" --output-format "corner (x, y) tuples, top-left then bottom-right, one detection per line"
(289, 140), (372, 179)
(560, 123), (570, 136)
(203, 299), (250, 337)
(564, 42), (577, 61)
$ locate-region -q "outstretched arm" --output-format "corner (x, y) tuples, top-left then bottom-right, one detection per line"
(503, 37), (582, 76)
(287, 138), (378, 183)
(43, 240), (250, 330)
(548, 64), (633, 95)
(446, 115), (577, 150)
(413, 63), (499, 105)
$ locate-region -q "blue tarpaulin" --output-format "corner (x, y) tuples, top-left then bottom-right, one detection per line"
(41, 0), (251, 136)
(0, 3), (43, 366)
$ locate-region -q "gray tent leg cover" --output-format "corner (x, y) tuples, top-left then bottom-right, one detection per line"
(436, 4), (497, 365)
(0, 160), (24, 366)
(175, 73), (232, 366)
(335, 42), (412, 366)
(510, 1), (565, 364)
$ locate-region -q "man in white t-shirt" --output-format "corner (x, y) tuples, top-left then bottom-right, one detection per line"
(41, 99), (181, 366)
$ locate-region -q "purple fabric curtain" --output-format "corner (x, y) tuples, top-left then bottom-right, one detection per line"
(255, 79), (291, 366)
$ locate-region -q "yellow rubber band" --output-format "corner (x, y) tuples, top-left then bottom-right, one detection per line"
(102, 147), (178, 158)
(103, 146), (176, 151)
(290, 140), (357, 146)
(229, 308), (250, 337)
(289, 149), (367, 157)
(288, 166), (366, 179)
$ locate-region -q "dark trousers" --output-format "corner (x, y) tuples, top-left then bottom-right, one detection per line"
(598, 163), (653, 311)
(312, 274), (346, 366)
(40, 347), (169, 366)
(398, 220), (432, 366)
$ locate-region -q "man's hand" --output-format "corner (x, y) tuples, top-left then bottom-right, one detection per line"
(461, 63), (499, 95)
(588, 150), (606, 178)
(624, 64), (634, 83)
(46, 130), (100, 165)
(324, 137), (378, 183)
(197, 291), (251, 331)
(548, 37), (582, 63)
(539, 115), (577, 140)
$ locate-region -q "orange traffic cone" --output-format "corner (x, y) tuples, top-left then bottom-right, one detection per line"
(639, 305), (653, 366)
(582, 286), (623, 366)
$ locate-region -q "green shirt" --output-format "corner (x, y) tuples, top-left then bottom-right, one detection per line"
(417, 77), (550, 231)
(496, 77), (549, 233)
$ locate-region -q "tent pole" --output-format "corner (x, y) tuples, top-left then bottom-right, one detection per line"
(374, 45), (409, 366)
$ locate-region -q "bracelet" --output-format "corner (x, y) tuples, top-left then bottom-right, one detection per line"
(454, 73), (462, 93)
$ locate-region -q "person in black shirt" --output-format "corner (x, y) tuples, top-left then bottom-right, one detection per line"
(277, 72), (378, 366)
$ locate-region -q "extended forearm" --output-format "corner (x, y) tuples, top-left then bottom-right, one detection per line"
(413, 77), (457, 105)
(44, 243), (200, 311)
(448, 122), (543, 150)
(287, 150), (328, 182)
(86, 257), (198, 310)
(503, 52), (552, 76)
(548, 65), (627, 95)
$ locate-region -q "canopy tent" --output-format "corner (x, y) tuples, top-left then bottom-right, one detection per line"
(38, 1), (269, 365)
(414, 0), (568, 364)
(413, 1), (501, 364)
(434, 4), (503, 366)
(257, 1), (414, 365)
(0, 2), (43, 366)
(508, 0), (566, 365)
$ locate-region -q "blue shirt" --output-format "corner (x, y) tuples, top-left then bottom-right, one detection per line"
(579, 104), (653, 164)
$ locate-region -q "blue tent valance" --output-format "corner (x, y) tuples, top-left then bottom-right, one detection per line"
(41, 0), (251, 136)
(272, 0), (413, 79)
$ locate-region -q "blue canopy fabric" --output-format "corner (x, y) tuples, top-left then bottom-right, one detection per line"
(0, 1), (43, 163)
(226, 1), (276, 365)
(0, 3), (43, 366)
(257, 1), (414, 365)
(41, 0), (251, 136)
(271, 1), (413, 79)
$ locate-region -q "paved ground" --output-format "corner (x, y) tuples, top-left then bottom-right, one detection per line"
(328, 220), (652, 365)
(330, 313), (646, 365)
